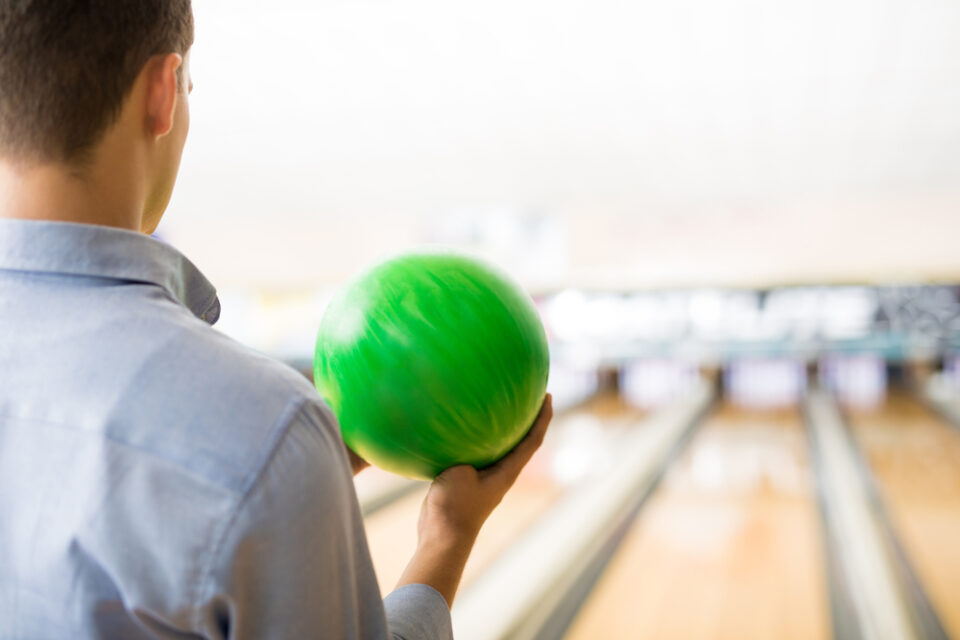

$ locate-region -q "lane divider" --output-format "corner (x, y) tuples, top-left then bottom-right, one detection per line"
(804, 390), (948, 640)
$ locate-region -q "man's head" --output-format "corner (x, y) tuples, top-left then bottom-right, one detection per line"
(0, 0), (194, 166)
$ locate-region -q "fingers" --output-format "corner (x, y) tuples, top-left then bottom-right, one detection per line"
(345, 444), (370, 476)
(483, 393), (553, 488)
(518, 393), (552, 455)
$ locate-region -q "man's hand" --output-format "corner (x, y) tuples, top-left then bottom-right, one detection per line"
(395, 394), (554, 606)
(419, 393), (553, 541)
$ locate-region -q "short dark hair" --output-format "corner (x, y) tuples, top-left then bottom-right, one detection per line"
(0, 0), (194, 165)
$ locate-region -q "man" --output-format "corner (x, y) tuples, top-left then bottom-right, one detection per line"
(0, 2), (553, 638)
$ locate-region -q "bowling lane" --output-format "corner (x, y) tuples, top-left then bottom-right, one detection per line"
(566, 403), (830, 640)
(844, 390), (960, 638)
(362, 393), (643, 597)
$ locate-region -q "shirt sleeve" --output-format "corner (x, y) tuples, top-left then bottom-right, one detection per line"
(384, 585), (454, 640)
(195, 397), (453, 640)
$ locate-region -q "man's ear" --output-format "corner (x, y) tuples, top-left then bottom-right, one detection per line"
(144, 53), (183, 139)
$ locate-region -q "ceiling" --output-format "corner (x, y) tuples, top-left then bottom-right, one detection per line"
(164, 0), (960, 290)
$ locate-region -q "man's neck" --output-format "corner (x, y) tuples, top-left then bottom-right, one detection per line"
(0, 140), (145, 233)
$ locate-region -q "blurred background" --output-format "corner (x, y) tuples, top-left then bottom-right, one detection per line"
(163, 1), (960, 638)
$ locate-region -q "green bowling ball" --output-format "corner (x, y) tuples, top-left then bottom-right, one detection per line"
(313, 251), (550, 480)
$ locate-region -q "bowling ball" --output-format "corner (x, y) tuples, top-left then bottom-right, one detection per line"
(313, 251), (550, 480)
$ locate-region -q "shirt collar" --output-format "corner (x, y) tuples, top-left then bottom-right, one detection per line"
(0, 218), (221, 324)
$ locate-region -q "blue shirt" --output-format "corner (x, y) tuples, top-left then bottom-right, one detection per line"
(0, 219), (452, 640)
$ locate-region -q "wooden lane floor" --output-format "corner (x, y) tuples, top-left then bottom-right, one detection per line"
(844, 390), (960, 638)
(566, 403), (830, 640)
(362, 393), (643, 597)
